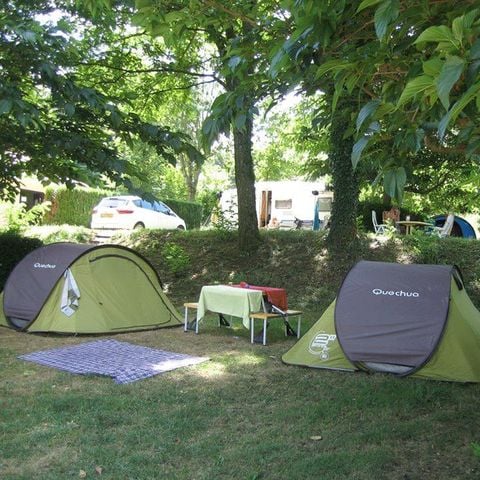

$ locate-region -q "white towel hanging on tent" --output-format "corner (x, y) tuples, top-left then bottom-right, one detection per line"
(61, 268), (80, 317)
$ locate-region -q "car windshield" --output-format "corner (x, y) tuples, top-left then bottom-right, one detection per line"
(98, 198), (129, 208)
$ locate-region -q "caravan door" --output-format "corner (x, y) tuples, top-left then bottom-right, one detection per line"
(259, 190), (272, 227)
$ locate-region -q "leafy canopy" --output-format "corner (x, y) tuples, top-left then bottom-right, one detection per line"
(0, 0), (202, 199)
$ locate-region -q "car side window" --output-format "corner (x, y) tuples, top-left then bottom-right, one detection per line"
(141, 200), (154, 210)
(154, 201), (170, 214)
(133, 199), (142, 208)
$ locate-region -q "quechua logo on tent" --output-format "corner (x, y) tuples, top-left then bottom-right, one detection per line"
(372, 288), (419, 298)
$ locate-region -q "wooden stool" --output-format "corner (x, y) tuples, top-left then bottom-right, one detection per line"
(183, 302), (199, 334)
(249, 310), (302, 345)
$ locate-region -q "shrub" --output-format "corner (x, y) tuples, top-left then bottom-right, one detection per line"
(161, 242), (191, 276)
(0, 233), (43, 290)
(43, 187), (112, 227)
(24, 225), (95, 244)
(1, 201), (52, 234)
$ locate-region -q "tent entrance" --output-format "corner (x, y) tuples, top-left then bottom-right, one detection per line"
(361, 362), (412, 375)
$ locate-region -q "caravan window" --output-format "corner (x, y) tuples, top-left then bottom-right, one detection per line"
(318, 197), (332, 212)
(275, 199), (293, 209)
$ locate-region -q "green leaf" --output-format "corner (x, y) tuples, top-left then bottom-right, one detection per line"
(422, 57), (443, 77)
(315, 60), (351, 78)
(470, 39), (480, 60)
(374, 0), (399, 41)
(397, 75), (435, 106)
(438, 83), (480, 139)
(453, 9), (480, 43)
(228, 56), (242, 71)
(436, 56), (465, 109)
(414, 26), (456, 46)
(0, 99), (13, 115)
(384, 167), (406, 203)
(233, 113), (246, 131)
(351, 136), (370, 169)
(376, 102), (397, 117)
(452, 17), (464, 43)
(356, 99), (381, 132)
(356, 0), (383, 13)
(64, 103), (75, 117)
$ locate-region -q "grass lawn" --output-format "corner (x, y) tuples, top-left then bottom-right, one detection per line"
(1, 312), (479, 480)
(1, 230), (480, 479)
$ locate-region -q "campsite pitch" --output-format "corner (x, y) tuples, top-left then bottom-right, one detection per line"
(1, 314), (479, 480)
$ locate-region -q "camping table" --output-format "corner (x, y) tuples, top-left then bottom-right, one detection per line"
(195, 285), (265, 331)
(396, 220), (433, 235)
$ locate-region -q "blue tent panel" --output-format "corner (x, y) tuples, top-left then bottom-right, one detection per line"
(434, 215), (476, 239)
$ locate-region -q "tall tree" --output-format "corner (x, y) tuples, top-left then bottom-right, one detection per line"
(133, 0), (286, 250)
(269, 1), (371, 248)
(0, 0), (201, 199)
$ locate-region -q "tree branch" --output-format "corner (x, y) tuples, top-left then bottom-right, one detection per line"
(77, 61), (226, 87)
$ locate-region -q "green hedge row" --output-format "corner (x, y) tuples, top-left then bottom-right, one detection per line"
(43, 188), (112, 227)
(0, 233), (43, 290)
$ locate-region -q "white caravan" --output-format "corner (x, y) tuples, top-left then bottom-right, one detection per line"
(219, 180), (333, 229)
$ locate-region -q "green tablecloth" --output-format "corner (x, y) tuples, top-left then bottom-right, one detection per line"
(196, 285), (264, 329)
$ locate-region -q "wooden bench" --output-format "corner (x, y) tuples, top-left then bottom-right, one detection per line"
(249, 310), (302, 346)
(183, 302), (199, 333)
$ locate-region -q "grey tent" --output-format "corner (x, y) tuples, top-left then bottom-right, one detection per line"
(0, 242), (182, 333)
(283, 261), (480, 382)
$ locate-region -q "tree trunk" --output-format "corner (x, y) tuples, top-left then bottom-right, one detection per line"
(179, 152), (201, 201)
(233, 113), (260, 251)
(327, 103), (359, 251)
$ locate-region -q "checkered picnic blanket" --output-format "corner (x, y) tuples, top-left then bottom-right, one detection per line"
(19, 339), (208, 384)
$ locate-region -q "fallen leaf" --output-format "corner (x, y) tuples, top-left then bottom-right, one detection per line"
(310, 435), (322, 441)
(79, 470), (87, 478)
(95, 466), (103, 475)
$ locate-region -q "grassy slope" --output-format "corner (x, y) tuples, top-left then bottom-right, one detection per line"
(1, 230), (479, 479)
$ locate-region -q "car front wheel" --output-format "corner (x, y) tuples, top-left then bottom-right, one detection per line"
(133, 222), (145, 230)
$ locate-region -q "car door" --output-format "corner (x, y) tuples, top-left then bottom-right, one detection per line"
(140, 200), (159, 228)
(153, 201), (177, 229)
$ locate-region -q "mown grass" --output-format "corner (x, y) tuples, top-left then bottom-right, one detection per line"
(1, 230), (480, 479)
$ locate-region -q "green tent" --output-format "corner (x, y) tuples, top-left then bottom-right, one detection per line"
(0, 243), (182, 334)
(283, 261), (480, 382)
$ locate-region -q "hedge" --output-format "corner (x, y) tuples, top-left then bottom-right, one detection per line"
(0, 233), (43, 290)
(43, 187), (112, 227)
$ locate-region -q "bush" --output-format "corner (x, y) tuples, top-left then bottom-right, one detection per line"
(0, 201), (52, 234)
(43, 187), (112, 227)
(0, 233), (43, 290)
(161, 242), (191, 276)
(24, 225), (95, 244)
(164, 198), (202, 230)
